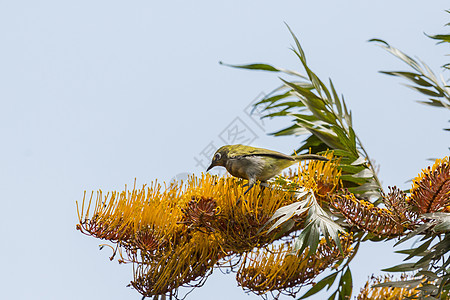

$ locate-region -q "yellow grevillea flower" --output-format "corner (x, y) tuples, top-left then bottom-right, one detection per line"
(332, 191), (407, 237)
(357, 274), (421, 300)
(76, 182), (187, 252)
(294, 152), (341, 198)
(409, 156), (450, 214)
(76, 156), (348, 298)
(236, 236), (353, 296)
(131, 231), (222, 297)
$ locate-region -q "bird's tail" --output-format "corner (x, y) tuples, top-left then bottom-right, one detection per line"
(294, 154), (329, 161)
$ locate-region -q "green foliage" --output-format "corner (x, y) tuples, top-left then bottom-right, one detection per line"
(227, 24), (382, 201)
(226, 24), (384, 300)
(377, 226), (450, 298)
(370, 15), (450, 132)
(224, 15), (450, 299)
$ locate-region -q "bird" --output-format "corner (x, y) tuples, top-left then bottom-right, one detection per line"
(206, 144), (329, 194)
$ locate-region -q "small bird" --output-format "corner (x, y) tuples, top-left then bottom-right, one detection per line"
(206, 144), (329, 194)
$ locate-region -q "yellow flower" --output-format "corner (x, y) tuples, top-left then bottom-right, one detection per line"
(236, 235), (353, 296)
(294, 152), (341, 199)
(409, 156), (450, 214)
(357, 274), (421, 300)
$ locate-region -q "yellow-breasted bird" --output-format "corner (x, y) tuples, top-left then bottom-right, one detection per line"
(206, 144), (329, 194)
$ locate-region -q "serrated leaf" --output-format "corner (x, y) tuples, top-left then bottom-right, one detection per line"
(292, 191), (344, 255)
(264, 189), (310, 233)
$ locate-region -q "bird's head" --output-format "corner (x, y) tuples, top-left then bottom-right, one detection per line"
(206, 145), (232, 172)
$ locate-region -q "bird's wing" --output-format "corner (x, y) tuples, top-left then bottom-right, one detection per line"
(229, 145), (295, 161)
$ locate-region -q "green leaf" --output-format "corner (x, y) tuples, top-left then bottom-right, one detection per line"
(290, 190), (344, 255)
(373, 278), (423, 288)
(423, 212), (450, 233)
(416, 270), (439, 280)
(330, 149), (358, 160)
(352, 168), (373, 179)
(296, 134), (330, 154)
(339, 175), (368, 186)
(370, 39), (422, 72)
(395, 222), (435, 246)
(220, 61), (308, 78)
(338, 164), (366, 174)
(281, 79), (328, 112)
(306, 127), (347, 150)
(404, 238), (434, 261)
(427, 34), (450, 43)
(256, 91), (292, 105)
(340, 268), (352, 299)
(380, 71), (433, 87)
(219, 61), (281, 72)
(328, 290), (338, 300)
(406, 84), (444, 97)
(264, 189), (311, 233)
(351, 156), (366, 166)
(271, 124), (309, 137)
(298, 272), (338, 299)
(382, 262), (421, 272)
(417, 99), (447, 108)
(329, 79), (343, 117)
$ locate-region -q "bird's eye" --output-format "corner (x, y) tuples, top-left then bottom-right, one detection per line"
(214, 153), (221, 160)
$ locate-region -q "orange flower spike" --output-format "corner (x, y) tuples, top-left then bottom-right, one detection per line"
(410, 156), (450, 214)
(296, 152), (341, 198)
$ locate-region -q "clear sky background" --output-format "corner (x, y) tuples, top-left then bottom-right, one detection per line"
(1, 1), (449, 299)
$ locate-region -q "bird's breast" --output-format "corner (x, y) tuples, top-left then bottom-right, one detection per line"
(225, 156), (265, 180)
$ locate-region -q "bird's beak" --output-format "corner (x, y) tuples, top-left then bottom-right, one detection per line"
(206, 163), (214, 172)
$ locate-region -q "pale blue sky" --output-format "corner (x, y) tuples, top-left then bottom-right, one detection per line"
(0, 1), (449, 299)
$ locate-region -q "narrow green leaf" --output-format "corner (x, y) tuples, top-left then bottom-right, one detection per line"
(404, 238), (434, 261)
(395, 222), (435, 246)
(272, 124), (310, 137)
(380, 71), (433, 87)
(373, 278), (423, 288)
(340, 268), (352, 299)
(370, 39), (422, 73)
(219, 61), (281, 72)
(338, 164), (366, 174)
(427, 34), (450, 43)
(351, 156), (366, 166)
(417, 99), (447, 108)
(329, 79), (343, 116)
(406, 85), (444, 97)
(298, 272), (338, 299)
(256, 91), (292, 105)
(352, 169), (373, 179)
(382, 262), (421, 272)
(340, 175), (368, 185)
